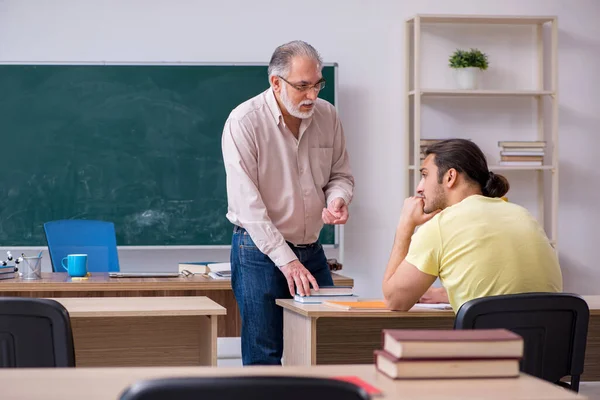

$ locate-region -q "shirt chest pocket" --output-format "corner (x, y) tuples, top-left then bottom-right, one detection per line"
(309, 147), (333, 188)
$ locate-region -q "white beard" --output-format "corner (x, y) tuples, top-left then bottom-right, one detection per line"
(280, 85), (315, 119)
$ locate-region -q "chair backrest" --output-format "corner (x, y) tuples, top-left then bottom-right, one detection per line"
(454, 292), (589, 391)
(119, 376), (370, 400)
(44, 219), (120, 273)
(0, 297), (75, 367)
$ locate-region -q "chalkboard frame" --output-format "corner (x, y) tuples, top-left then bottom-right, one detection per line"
(0, 61), (341, 250)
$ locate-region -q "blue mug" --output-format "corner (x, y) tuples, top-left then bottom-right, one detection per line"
(61, 254), (88, 277)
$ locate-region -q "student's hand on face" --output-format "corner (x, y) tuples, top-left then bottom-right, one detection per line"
(322, 197), (349, 225)
(280, 259), (319, 297)
(398, 196), (441, 230)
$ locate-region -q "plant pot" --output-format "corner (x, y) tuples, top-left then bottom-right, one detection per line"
(453, 67), (481, 90)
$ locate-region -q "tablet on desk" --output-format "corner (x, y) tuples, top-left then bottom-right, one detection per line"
(108, 272), (181, 278)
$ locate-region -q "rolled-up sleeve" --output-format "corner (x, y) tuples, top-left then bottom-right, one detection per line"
(222, 117), (297, 267)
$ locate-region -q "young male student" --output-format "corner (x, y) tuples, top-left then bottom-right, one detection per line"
(382, 139), (562, 312)
(222, 41), (354, 365)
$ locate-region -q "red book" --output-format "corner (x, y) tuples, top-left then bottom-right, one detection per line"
(381, 329), (523, 359)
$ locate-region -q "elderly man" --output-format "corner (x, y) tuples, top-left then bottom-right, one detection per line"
(222, 40), (354, 365)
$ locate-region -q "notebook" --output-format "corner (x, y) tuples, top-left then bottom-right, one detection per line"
(323, 300), (388, 310)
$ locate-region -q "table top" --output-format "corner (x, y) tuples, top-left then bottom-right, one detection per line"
(0, 364), (585, 400)
(276, 298), (455, 318)
(0, 271), (353, 292)
(51, 296), (227, 317)
(278, 295), (600, 318)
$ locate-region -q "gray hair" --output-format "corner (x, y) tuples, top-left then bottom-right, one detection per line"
(268, 40), (323, 79)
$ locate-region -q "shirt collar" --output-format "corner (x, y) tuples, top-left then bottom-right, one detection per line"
(265, 88), (283, 125)
(265, 87), (314, 134)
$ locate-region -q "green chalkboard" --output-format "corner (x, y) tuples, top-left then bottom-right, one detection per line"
(0, 63), (337, 246)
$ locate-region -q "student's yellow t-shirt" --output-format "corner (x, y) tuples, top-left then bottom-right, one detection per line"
(404, 195), (563, 312)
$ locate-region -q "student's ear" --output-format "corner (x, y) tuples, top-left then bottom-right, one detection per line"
(446, 168), (458, 188)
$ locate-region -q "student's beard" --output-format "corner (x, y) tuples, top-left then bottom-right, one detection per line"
(424, 185), (447, 214)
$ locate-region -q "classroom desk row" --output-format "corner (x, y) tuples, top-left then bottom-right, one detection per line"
(277, 295), (600, 382)
(0, 364), (586, 400)
(0, 271), (353, 337)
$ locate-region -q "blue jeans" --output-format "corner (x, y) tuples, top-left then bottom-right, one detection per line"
(230, 225), (333, 366)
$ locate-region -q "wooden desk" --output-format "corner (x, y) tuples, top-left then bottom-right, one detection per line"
(0, 271), (353, 337)
(278, 295), (600, 382)
(0, 364), (585, 400)
(55, 296), (225, 367)
(277, 299), (454, 366)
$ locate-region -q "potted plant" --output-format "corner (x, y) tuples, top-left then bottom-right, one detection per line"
(448, 48), (489, 90)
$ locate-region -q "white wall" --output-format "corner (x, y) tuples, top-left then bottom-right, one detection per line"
(1, 0), (599, 297)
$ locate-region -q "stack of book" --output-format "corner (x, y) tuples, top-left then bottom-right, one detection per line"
(293, 285), (357, 304)
(374, 329), (523, 379)
(498, 141), (546, 166)
(0, 265), (17, 280)
(419, 139), (444, 164)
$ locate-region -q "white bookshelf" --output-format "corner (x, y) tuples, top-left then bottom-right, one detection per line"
(405, 14), (559, 248)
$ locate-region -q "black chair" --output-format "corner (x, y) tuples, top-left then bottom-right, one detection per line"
(0, 297), (75, 367)
(454, 292), (589, 392)
(119, 376), (370, 400)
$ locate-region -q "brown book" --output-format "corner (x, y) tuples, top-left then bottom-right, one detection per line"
(382, 329), (523, 359)
(374, 350), (520, 379)
(500, 155), (544, 162)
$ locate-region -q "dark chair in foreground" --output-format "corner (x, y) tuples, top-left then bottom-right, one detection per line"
(454, 292), (589, 392)
(119, 376), (370, 400)
(0, 297), (75, 367)
(44, 219), (121, 273)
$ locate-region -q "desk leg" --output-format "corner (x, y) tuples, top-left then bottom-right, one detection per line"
(282, 309), (316, 366)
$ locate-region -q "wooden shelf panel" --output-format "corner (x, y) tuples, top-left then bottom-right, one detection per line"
(406, 14), (555, 25)
(408, 89), (554, 97)
(408, 165), (554, 171)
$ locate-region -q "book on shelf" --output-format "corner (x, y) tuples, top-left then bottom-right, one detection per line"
(381, 329), (523, 359)
(500, 156), (544, 162)
(498, 140), (546, 148)
(294, 294), (359, 304)
(374, 350), (520, 379)
(499, 161), (543, 166)
(500, 150), (545, 156)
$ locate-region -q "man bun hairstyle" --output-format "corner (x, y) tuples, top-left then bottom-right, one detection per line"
(424, 138), (509, 198)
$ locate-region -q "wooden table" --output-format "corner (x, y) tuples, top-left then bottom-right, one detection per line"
(277, 299), (454, 366)
(278, 295), (600, 382)
(0, 271), (353, 337)
(0, 364), (586, 400)
(55, 296), (225, 367)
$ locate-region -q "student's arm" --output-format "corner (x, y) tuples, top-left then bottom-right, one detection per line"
(382, 197), (441, 311)
(419, 286), (449, 304)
